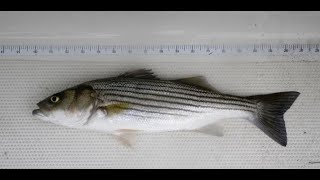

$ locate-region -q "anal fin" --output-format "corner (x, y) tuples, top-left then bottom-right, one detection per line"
(194, 121), (224, 137)
(114, 129), (139, 148)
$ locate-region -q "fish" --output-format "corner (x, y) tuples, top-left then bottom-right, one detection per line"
(32, 69), (300, 147)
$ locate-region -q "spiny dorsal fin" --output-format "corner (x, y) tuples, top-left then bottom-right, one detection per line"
(174, 76), (220, 93)
(118, 69), (158, 79)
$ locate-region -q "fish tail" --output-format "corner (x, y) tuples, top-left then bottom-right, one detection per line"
(246, 91), (300, 146)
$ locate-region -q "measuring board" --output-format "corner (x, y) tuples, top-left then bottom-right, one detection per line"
(0, 44), (319, 60)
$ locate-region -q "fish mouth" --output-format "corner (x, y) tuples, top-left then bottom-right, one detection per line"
(32, 109), (46, 117)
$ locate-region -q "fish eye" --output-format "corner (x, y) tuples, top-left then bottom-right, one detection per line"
(50, 96), (59, 103)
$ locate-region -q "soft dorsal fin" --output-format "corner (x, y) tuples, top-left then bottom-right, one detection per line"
(118, 69), (158, 79)
(174, 76), (220, 93)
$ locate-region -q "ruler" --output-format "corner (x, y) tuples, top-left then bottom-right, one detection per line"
(0, 44), (319, 57)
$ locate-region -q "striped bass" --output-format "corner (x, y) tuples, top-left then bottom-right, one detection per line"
(32, 69), (300, 147)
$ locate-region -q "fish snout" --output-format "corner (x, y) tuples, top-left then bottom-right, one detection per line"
(32, 109), (47, 118)
(32, 109), (41, 116)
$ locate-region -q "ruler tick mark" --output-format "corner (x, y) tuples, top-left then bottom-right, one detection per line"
(0, 43), (318, 58)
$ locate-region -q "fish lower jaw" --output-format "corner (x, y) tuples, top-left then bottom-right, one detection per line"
(32, 109), (48, 118)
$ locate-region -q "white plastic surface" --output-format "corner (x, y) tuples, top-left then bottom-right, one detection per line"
(1, 11), (320, 44)
(0, 12), (320, 169)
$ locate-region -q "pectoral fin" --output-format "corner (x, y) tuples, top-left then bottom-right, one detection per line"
(103, 103), (130, 117)
(114, 129), (139, 148)
(194, 121), (224, 137)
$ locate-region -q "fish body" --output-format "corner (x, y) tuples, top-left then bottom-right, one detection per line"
(84, 77), (255, 132)
(32, 69), (300, 147)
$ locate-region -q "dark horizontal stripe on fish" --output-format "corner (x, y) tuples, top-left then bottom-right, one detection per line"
(99, 87), (256, 110)
(115, 78), (252, 103)
(106, 94), (255, 113)
(104, 79), (254, 104)
(108, 99), (255, 114)
(91, 79), (253, 105)
(111, 105), (189, 117)
(106, 99), (202, 113)
(95, 85), (254, 107)
(121, 113), (158, 119)
(115, 79), (210, 94)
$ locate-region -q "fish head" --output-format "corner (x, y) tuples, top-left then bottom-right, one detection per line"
(32, 84), (97, 127)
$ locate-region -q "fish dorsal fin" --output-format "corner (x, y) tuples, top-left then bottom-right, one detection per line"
(194, 121), (224, 137)
(174, 76), (220, 93)
(114, 129), (139, 148)
(118, 69), (158, 79)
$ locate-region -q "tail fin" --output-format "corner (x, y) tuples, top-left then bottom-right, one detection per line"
(247, 91), (300, 146)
